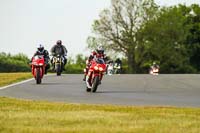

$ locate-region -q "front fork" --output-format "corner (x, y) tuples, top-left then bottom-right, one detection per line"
(33, 66), (45, 77)
(86, 71), (103, 84)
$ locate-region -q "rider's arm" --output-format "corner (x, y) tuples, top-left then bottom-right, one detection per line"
(44, 50), (50, 60)
(88, 55), (94, 61)
(62, 45), (68, 56)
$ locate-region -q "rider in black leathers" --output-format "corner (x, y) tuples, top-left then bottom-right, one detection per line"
(114, 58), (122, 74)
(50, 40), (68, 69)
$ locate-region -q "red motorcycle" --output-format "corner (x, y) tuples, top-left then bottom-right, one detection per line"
(31, 55), (46, 84)
(86, 58), (106, 92)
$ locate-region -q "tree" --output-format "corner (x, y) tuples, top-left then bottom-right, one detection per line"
(139, 4), (199, 73)
(88, 0), (158, 73)
(185, 4), (200, 72)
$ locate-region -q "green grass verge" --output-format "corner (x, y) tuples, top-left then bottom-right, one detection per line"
(0, 73), (32, 87)
(0, 97), (199, 133)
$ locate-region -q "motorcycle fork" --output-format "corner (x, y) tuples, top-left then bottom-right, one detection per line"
(41, 66), (45, 77)
(99, 72), (103, 81)
(34, 67), (39, 78)
(92, 71), (101, 81)
(34, 67), (43, 78)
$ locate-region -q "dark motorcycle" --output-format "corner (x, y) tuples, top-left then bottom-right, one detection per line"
(114, 63), (121, 74)
(52, 54), (65, 76)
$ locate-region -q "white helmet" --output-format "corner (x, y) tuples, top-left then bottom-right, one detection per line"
(37, 44), (44, 52)
(96, 46), (104, 54)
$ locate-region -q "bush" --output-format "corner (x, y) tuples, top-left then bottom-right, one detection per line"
(0, 52), (30, 72)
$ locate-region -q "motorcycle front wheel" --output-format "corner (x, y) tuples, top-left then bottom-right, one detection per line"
(36, 68), (41, 84)
(55, 64), (61, 76)
(91, 76), (99, 92)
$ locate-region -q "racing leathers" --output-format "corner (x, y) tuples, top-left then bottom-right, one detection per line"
(50, 44), (68, 69)
(83, 51), (106, 81)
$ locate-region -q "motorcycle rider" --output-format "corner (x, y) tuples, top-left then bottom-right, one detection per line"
(50, 40), (68, 70)
(83, 46), (106, 81)
(115, 58), (122, 66)
(31, 44), (50, 74)
(151, 62), (159, 69)
(114, 58), (122, 74)
(150, 61), (160, 73)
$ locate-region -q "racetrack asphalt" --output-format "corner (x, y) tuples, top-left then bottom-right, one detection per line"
(0, 74), (200, 107)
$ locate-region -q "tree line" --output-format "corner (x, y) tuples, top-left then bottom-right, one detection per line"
(0, 52), (30, 72)
(0, 52), (86, 73)
(87, 0), (200, 74)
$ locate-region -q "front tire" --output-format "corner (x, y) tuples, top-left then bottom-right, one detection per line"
(36, 68), (41, 84)
(91, 76), (99, 92)
(86, 87), (91, 92)
(56, 64), (61, 76)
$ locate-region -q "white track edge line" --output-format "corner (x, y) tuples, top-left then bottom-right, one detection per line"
(0, 74), (62, 90)
(0, 78), (34, 90)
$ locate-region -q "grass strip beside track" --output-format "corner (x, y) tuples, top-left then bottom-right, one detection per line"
(0, 73), (32, 87)
(0, 97), (199, 133)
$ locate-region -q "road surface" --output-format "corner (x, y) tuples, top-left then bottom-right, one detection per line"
(0, 74), (200, 107)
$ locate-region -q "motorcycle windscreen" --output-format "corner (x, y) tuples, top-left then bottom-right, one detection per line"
(95, 58), (105, 64)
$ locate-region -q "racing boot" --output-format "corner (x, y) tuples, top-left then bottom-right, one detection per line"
(86, 75), (91, 89)
(83, 74), (86, 81)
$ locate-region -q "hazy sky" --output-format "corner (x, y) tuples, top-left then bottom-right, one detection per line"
(0, 0), (199, 58)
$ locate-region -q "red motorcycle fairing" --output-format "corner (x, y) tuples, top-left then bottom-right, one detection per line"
(86, 58), (106, 92)
(31, 55), (45, 84)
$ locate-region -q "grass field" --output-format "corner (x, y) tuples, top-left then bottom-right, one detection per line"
(0, 73), (32, 87)
(0, 97), (199, 133)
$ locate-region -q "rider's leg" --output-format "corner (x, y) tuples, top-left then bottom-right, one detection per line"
(83, 68), (88, 81)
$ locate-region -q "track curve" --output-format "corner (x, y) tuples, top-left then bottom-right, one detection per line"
(0, 74), (200, 107)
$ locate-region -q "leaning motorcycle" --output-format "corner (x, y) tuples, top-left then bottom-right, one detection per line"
(31, 55), (45, 84)
(52, 54), (65, 76)
(86, 58), (106, 92)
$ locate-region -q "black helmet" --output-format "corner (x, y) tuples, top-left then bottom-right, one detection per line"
(56, 40), (62, 45)
(37, 44), (44, 53)
(96, 46), (104, 54)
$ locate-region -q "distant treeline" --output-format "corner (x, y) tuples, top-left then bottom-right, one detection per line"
(0, 52), (129, 74)
(0, 52), (88, 73)
(0, 52), (31, 72)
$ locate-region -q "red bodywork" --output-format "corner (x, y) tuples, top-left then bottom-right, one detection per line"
(31, 55), (45, 83)
(87, 58), (106, 87)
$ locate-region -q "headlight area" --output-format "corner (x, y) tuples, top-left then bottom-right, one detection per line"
(93, 66), (104, 72)
(99, 67), (104, 71)
(94, 66), (99, 71)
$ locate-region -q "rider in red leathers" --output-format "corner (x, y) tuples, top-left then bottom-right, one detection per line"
(83, 46), (106, 81)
